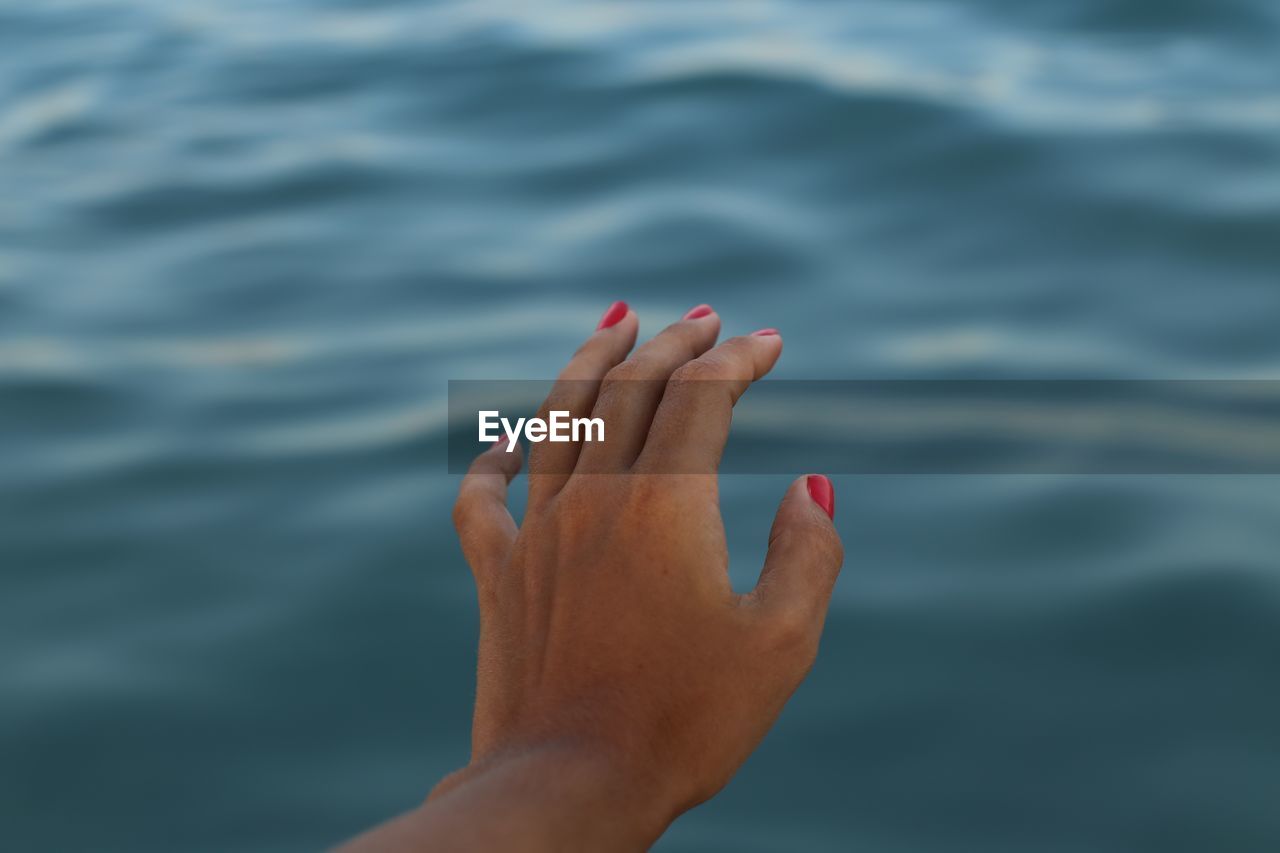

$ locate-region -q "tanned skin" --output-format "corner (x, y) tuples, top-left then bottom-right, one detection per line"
(340, 302), (844, 851)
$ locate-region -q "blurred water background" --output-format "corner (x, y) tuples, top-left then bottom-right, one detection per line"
(3, 1), (1280, 850)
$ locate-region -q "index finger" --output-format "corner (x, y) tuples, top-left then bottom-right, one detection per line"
(634, 329), (782, 474)
(527, 301), (638, 502)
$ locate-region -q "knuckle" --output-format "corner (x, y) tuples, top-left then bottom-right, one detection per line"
(453, 489), (495, 534)
(451, 495), (474, 531)
(781, 518), (844, 569)
(806, 520), (845, 568)
(623, 475), (667, 510)
(603, 359), (643, 383)
(670, 358), (721, 383)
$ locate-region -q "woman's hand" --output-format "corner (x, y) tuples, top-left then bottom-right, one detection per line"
(342, 302), (843, 852)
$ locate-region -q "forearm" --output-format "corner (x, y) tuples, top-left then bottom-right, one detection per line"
(337, 742), (672, 852)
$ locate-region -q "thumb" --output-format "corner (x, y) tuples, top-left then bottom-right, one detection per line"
(453, 437), (523, 593)
(749, 475), (844, 638)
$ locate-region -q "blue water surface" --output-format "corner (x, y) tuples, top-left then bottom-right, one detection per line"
(2, 1), (1279, 851)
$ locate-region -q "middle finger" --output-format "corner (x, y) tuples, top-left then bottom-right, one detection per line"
(575, 304), (720, 473)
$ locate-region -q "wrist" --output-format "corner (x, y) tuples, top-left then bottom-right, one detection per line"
(427, 738), (677, 850)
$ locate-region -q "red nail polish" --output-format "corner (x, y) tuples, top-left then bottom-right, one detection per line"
(683, 304), (713, 320)
(752, 327), (780, 336)
(807, 474), (834, 519)
(597, 301), (629, 330)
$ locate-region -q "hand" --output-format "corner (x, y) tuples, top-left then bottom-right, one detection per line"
(342, 302), (843, 852)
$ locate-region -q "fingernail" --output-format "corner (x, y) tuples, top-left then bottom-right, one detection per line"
(807, 474), (834, 519)
(752, 327), (780, 337)
(597, 301), (629, 330)
(492, 435), (508, 449)
(683, 304), (714, 320)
